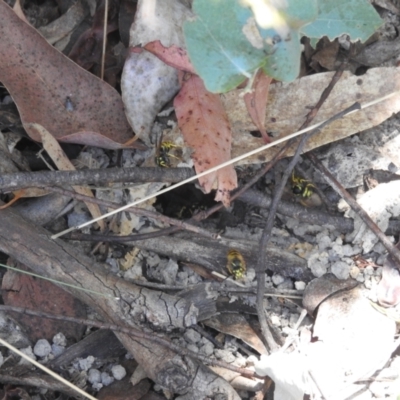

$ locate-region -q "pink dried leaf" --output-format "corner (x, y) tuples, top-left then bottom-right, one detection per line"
(144, 41), (196, 74)
(243, 70), (272, 143)
(174, 73), (237, 206)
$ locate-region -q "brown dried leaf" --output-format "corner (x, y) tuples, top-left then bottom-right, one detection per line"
(174, 74), (237, 206)
(2, 260), (86, 342)
(0, 2), (142, 150)
(223, 68), (400, 165)
(243, 70), (272, 143)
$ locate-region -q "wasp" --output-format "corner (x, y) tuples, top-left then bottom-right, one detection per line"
(226, 249), (246, 280)
(155, 141), (180, 167)
(291, 170), (315, 199)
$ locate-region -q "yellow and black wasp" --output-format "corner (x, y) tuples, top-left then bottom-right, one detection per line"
(155, 140), (181, 168)
(226, 249), (246, 280)
(291, 170), (315, 199)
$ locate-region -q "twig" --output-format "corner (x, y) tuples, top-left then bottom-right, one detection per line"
(0, 304), (260, 379)
(100, 0), (108, 80)
(307, 153), (400, 265)
(0, 167), (195, 192)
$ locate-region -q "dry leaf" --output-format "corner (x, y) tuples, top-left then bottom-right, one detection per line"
(144, 41), (196, 73)
(222, 67), (400, 164)
(2, 259), (86, 342)
(243, 69), (272, 143)
(0, 2), (141, 150)
(29, 123), (105, 231)
(174, 74), (237, 206)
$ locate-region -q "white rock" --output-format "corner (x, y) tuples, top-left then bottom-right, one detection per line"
(78, 355), (95, 371)
(33, 339), (52, 357)
(101, 372), (114, 386)
(295, 281), (306, 291)
(199, 343), (214, 357)
(52, 332), (67, 346)
(88, 369), (101, 384)
(310, 262), (327, 278)
(272, 274), (285, 285)
(183, 329), (201, 344)
(111, 365), (127, 380)
(51, 344), (65, 357)
(331, 261), (350, 279)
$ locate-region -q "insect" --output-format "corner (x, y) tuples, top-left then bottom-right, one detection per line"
(226, 249), (246, 280)
(291, 170), (315, 199)
(155, 141), (180, 167)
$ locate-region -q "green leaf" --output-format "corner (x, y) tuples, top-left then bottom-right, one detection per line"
(301, 0), (383, 41)
(184, 0), (270, 93)
(184, 0), (317, 92)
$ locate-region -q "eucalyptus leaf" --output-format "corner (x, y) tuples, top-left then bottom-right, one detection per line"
(301, 0), (382, 41)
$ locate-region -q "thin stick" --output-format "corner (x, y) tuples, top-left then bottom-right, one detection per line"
(100, 0), (108, 81)
(0, 337), (97, 400)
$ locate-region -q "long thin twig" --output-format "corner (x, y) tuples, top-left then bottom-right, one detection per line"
(0, 167), (194, 192)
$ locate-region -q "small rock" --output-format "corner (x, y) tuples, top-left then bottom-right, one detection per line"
(317, 235), (331, 251)
(92, 382), (103, 391)
(277, 279), (294, 290)
(350, 266), (360, 280)
(111, 365), (126, 380)
(272, 274), (284, 286)
(214, 349), (235, 363)
(88, 369), (101, 384)
(33, 339), (52, 357)
(342, 244), (357, 257)
(52, 332), (67, 346)
(51, 344), (65, 357)
(331, 261), (350, 279)
(270, 315), (281, 326)
(364, 266), (374, 276)
(101, 372), (114, 386)
(199, 342), (214, 357)
(183, 329), (201, 344)
(78, 355), (95, 371)
(295, 281), (306, 291)
(19, 346), (36, 364)
(186, 344), (199, 353)
(310, 262), (327, 277)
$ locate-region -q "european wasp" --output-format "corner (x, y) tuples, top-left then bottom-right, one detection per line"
(226, 249), (246, 280)
(155, 141), (180, 168)
(291, 170), (315, 199)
